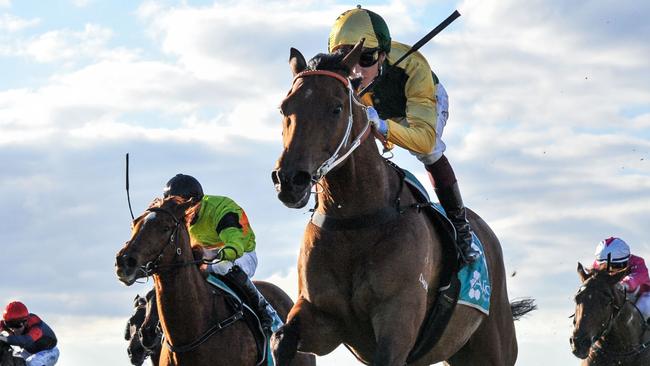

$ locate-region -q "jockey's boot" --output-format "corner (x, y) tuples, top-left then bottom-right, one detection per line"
(224, 265), (276, 337)
(435, 182), (480, 264)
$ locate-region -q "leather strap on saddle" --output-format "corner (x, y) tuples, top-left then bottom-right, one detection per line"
(406, 275), (461, 363)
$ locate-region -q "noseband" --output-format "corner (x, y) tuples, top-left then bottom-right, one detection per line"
(287, 70), (372, 183)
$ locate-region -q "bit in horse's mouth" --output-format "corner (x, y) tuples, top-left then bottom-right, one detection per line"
(116, 269), (138, 286)
(279, 186), (311, 209)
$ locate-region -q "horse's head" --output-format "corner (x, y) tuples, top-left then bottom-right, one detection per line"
(271, 40), (368, 208)
(570, 262), (628, 358)
(139, 288), (161, 352)
(125, 291), (156, 366)
(115, 196), (196, 285)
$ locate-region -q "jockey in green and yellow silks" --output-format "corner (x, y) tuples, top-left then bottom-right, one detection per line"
(328, 6), (480, 264)
(188, 195), (255, 262)
(163, 174), (280, 336)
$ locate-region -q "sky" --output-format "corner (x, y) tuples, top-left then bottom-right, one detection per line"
(0, 0), (648, 365)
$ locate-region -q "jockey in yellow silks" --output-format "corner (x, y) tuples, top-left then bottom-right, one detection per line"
(163, 174), (279, 335)
(328, 6), (479, 264)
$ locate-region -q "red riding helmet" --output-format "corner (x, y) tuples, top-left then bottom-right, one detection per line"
(3, 301), (29, 322)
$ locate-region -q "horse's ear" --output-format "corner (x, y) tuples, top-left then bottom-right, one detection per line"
(577, 262), (590, 283)
(289, 48), (307, 76)
(340, 38), (365, 74)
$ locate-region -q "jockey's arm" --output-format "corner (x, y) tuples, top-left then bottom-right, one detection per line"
(622, 257), (650, 293)
(384, 55), (437, 154)
(216, 211), (255, 261)
(5, 331), (37, 350)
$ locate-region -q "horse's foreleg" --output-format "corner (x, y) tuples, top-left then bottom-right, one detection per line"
(371, 298), (425, 366)
(271, 296), (343, 366)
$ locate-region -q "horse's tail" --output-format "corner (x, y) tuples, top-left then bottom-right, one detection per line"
(510, 298), (536, 321)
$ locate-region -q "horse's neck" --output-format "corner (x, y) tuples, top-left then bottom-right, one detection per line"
(154, 230), (212, 344)
(602, 302), (647, 350)
(317, 125), (399, 216)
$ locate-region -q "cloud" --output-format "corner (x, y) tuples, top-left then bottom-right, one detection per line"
(0, 13), (39, 32)
(1, 1), (649, 365)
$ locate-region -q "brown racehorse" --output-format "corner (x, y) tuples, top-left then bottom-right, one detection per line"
(125, 290), (161, 366)
(115, 196), (316, 366)
(0, 341), (25, 366)
(571, 263), (650, 365)
(270, 41), (532, 365)
(138, 289), (162, 366)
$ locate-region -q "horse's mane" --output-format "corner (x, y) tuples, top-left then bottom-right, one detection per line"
(307, 50), (348, 72)
(306, 50), (363, 90)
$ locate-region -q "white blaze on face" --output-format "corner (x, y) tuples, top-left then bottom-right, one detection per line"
(144, 211), (157, 223)
(304, 88), (313, 99)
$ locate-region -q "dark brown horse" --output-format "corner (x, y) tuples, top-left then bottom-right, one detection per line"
(571, 263), (650, 365)
(115, 196), (316, 366)
(271, 42), (531, 365)
(125, 290), (161, 366)
(139, 289), (162, 366)
(0, 341), (25, 366)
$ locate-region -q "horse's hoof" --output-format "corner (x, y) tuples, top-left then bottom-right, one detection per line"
(271, 326), (298, 366)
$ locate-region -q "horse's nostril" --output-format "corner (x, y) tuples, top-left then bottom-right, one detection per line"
(292, 171), (312, 187)
(126, 256), (138, 268)
(271, 170), (281, 185)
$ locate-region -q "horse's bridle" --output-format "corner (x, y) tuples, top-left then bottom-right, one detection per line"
(134, 206), (247, 357)
(285, 70), (373, 184)
(137, 206), (204, 277)
(575, 286), (650, 360)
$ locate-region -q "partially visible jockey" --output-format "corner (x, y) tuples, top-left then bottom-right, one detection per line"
(163, 173), (280, 336)
(592, 237), (650, 321)
(328, 6), (479, 264)
(0, 301), (59, 366)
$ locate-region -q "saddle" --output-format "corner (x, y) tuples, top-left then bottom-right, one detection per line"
(207, 274), (271, 365)
(401, 169), (462, 363)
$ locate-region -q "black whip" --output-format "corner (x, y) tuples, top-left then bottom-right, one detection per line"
(359, 10), (461, 97)
(126, 153), (135, 220)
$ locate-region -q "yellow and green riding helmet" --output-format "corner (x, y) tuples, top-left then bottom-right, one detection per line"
(328, 6), (391, 53)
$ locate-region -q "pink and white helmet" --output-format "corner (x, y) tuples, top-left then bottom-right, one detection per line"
(594, 237), (631, 264)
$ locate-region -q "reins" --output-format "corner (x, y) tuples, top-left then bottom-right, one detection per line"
(132, 204), (248, 357)
(581, 287), (650, 361)
(591, 300), (650, 360)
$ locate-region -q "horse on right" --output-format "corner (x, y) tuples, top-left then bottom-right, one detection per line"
(571, 262), (650, 365)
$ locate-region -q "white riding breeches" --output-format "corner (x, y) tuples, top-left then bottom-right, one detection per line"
(205, 249), (258, 278)
(16, 346), (60, 366)
(400, 82), (449, 165)
(636, 291), (650, 320)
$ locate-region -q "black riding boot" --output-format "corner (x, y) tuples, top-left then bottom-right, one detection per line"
(224, 265), (275, 336)
(435, 182), (480, 264)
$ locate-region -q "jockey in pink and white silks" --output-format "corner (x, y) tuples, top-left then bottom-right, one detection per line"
(592, 237), (650, 321)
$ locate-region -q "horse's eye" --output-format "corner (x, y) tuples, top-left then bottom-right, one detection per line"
(333, 105), (342, 115)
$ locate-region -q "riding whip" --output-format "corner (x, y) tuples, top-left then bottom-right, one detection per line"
(126, 153), (135, 220)
(359, 10), (461, 97)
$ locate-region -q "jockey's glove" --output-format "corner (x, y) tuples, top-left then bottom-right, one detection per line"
(209, 260), (234, 276)
(0, 335), (7, 343)
(366, 107), (388, 138)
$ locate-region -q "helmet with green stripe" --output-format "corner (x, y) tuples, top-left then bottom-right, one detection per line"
(328, 6), (391, 53)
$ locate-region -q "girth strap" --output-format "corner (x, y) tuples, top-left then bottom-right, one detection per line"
(310, 207), (400, 231)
